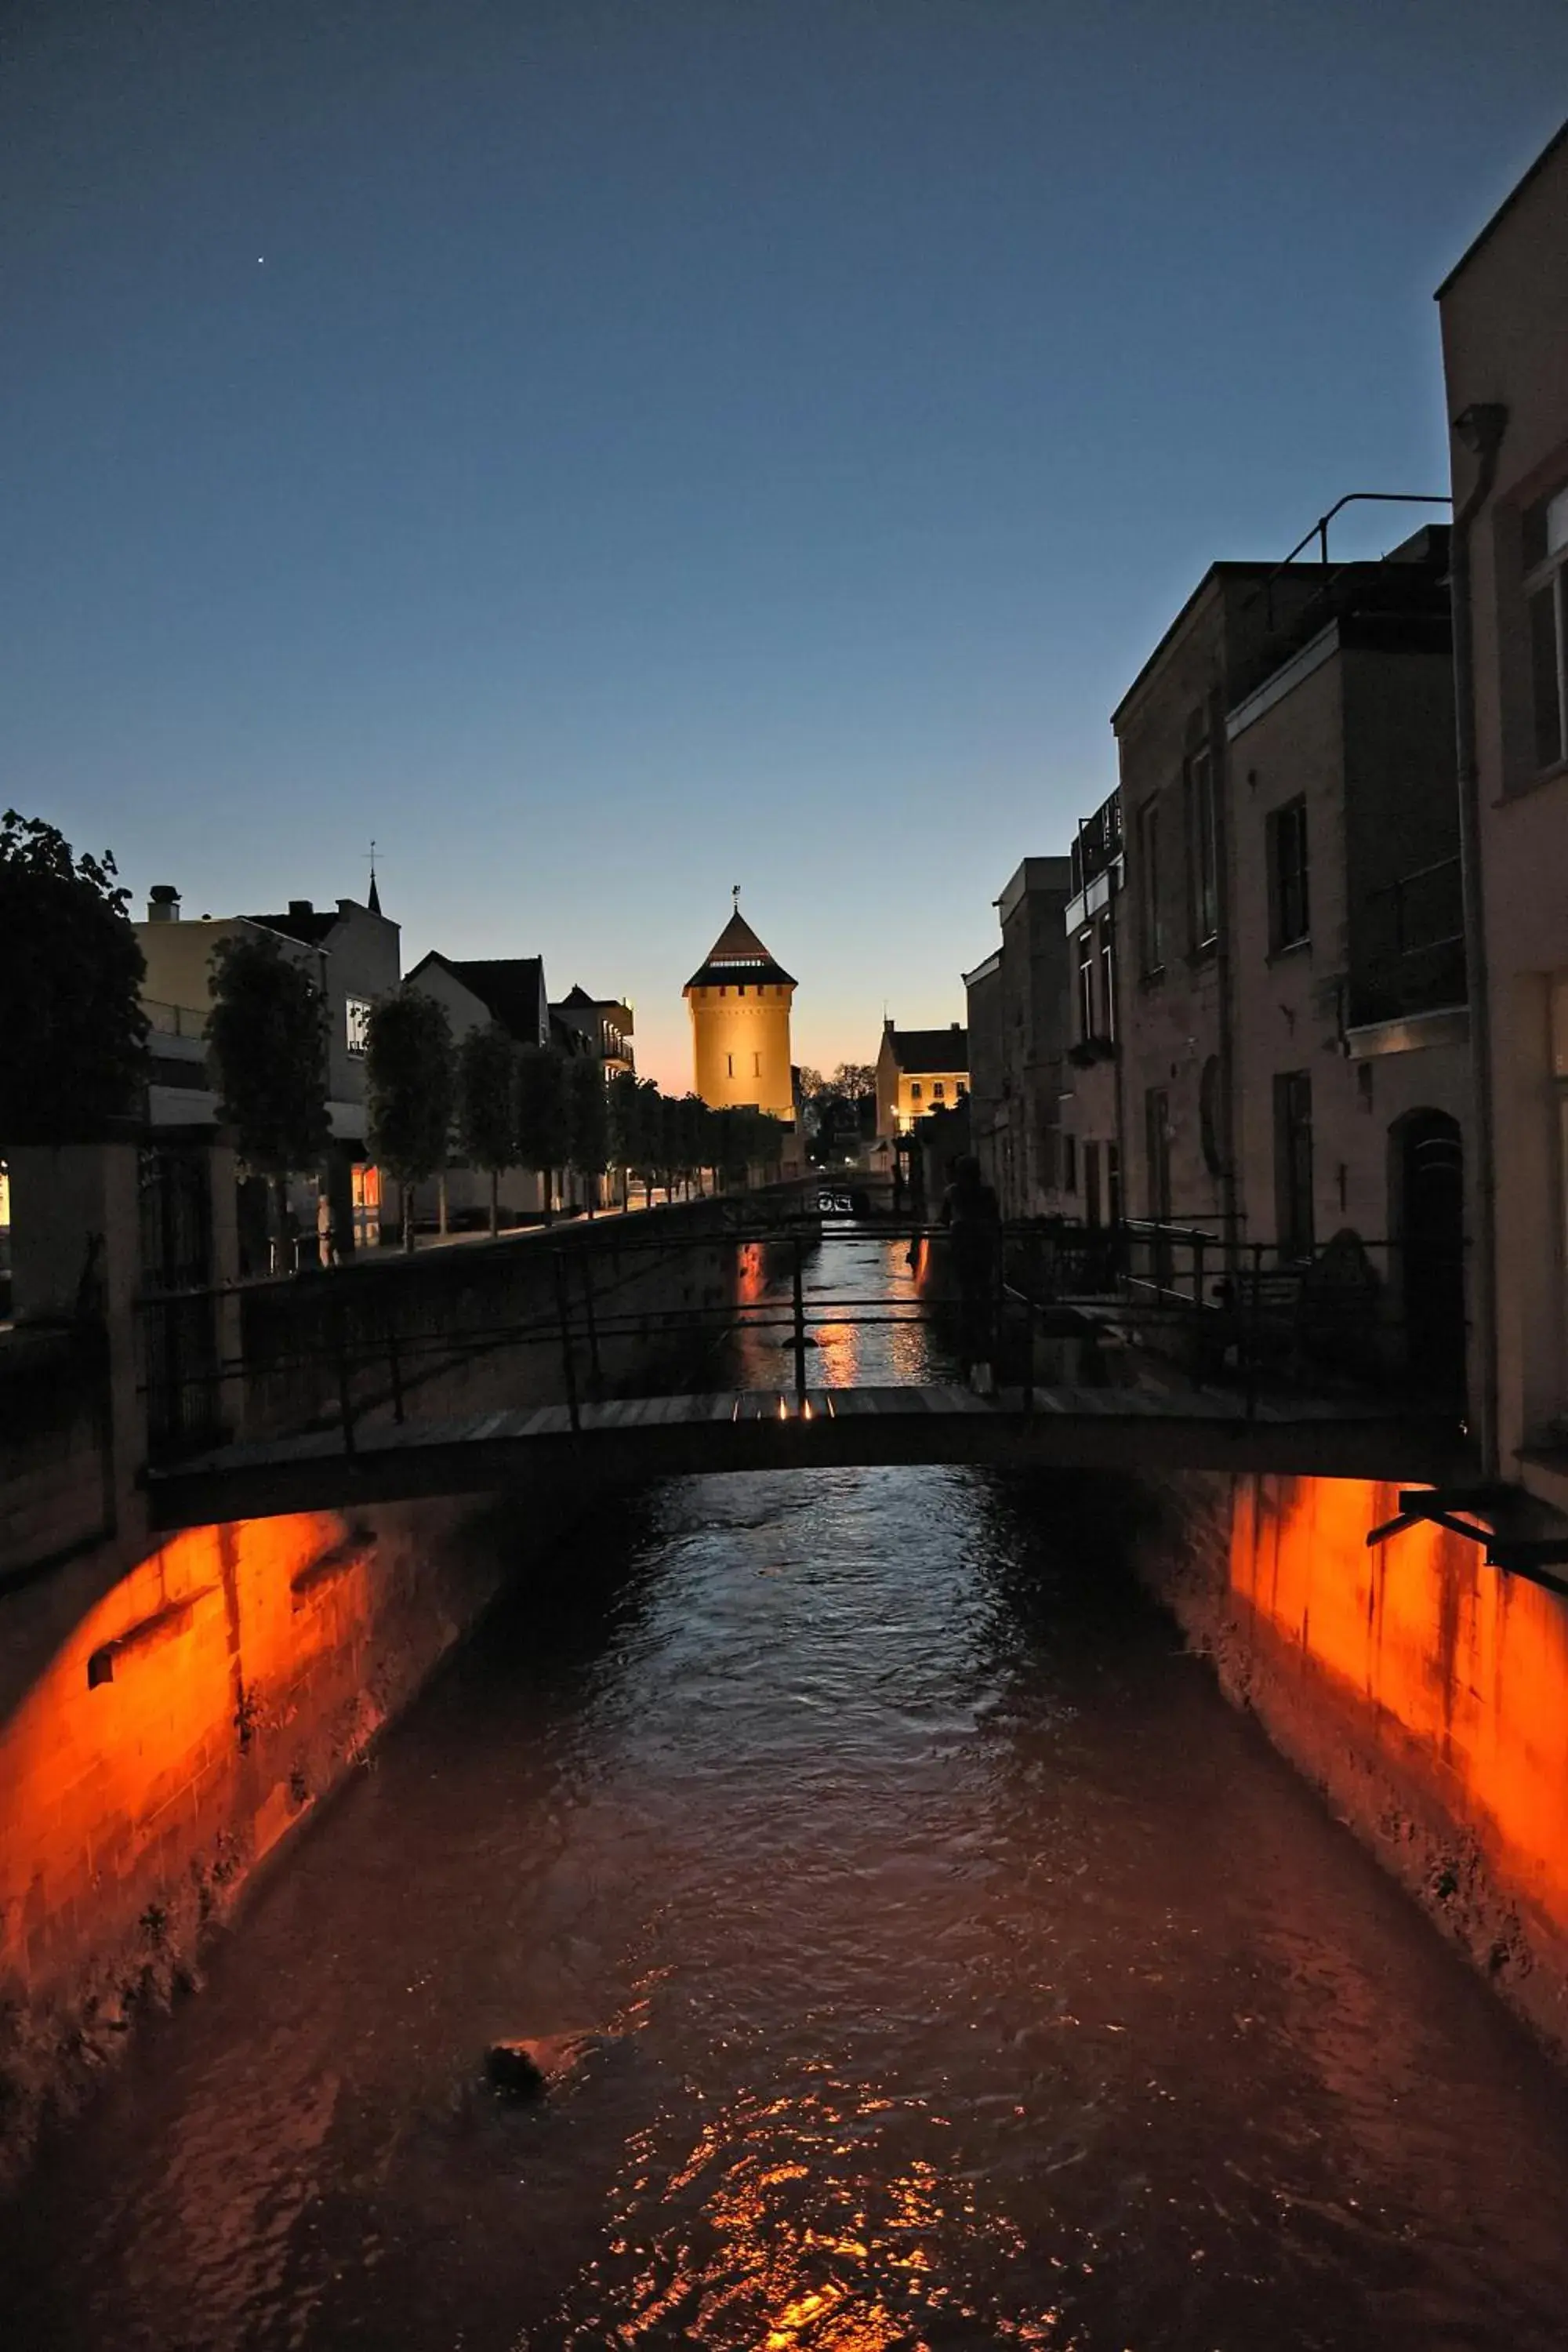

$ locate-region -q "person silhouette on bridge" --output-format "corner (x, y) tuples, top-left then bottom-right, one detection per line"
(938, 1154), (1001, 1393)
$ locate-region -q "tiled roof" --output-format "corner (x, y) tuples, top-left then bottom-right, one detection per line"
(248, 903), (338, 948)
(685, 908), (796, 990)
(888, 1026), (968, 1075)
(412, 953), (548, 1045)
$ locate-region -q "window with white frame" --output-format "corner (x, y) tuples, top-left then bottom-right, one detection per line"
(1189, 744), (1219, 946)
(1526, 485), (1568, 774)
(345, 996), (372, 1055)
(1139, 800), (1164, 974)
(1076, 927), (1096, 1040)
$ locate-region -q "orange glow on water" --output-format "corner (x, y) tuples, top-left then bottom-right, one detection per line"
(1232, 1477), (1568, 1942)
(0, 1511), (374, 1991)
(602, 2082), (1055, 2348)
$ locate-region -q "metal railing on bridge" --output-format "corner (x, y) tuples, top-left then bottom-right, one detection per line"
(134, 1206), (1465, 1469)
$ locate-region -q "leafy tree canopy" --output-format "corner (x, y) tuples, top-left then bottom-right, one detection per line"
(565, 1053), (610, 1178)
(207, 930), (330, 1175)
(514, 1044), (569, 1177)
(367, 988), (454, 1186)
(0, 809), (147, 1143)
(456, 1024), (517, 1177)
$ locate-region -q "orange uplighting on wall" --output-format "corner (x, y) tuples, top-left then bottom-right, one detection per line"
(0, 1510), (375, 1996)
(1231, 1476), (1568, 1944)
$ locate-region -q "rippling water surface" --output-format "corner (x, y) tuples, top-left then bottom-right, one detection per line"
(7, 1233), (1568, 2350)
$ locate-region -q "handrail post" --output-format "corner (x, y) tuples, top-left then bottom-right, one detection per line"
(791, 1236), (808, 1405)
(1192, 1232), (1205, 1315)
(336, 1325), (358, 1457)
(554, 1250), (581, 1433)
(582, 1251), (602, 1384)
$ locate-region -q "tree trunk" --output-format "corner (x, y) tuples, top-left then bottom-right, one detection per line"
(488, 1167), (499, 1239)
(438, 1171), (449, 1239)
(402, 1181), (416, 1252)
(543, 1169), (554, 1227)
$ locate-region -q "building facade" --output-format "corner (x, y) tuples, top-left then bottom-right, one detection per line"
(961, 858), (1073, 1219)
(550, 985), (634, 1082)
(1439, 121), (1568, 1508)
(875, 1022), (970, 1139)
(134, 882), (401, 1258)
(1058, 790), (1125, 1228)
(402, 951), (551, 1224)
(1224, 534), (1470, 1380)
(1112, 561), (1330, 1234)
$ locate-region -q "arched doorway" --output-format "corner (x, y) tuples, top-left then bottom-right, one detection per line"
(1392, 1109), (1466, 1397)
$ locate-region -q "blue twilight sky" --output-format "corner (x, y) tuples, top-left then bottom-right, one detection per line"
(4, 2), (1565, 1089)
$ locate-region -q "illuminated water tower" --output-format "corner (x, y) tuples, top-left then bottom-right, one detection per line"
(684, 894), (797, 1119)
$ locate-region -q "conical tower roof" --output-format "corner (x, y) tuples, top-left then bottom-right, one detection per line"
(684, 906), (796, 991)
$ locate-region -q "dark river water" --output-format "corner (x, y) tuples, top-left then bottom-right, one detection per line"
(7, 1232), (1568, 2350)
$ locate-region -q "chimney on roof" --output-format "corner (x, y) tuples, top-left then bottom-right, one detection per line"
(289, 898), (314, 920)
(951, 1020), (960, 1031)
(147, 884), (180, 922)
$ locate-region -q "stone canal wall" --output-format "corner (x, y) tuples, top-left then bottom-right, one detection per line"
(0, 1494), (511, 2190)
(1134, 1470), (1568, 2054)
(0, 1193), (807, 2189)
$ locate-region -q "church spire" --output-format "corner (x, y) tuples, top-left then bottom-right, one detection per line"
(367, 840), (382, 917)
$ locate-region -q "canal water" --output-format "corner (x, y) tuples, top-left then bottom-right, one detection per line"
(7, 1231), (1568, 2350)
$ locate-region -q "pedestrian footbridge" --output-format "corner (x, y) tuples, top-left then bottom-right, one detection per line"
(141, 1213), (1466, 1528)
(144, 1379), (1462, 1529)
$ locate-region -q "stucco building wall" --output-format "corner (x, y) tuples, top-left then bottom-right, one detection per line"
(1113, 566), (1329, 1233)
(1228, 628), (1470, 1273)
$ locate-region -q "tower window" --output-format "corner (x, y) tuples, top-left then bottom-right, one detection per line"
(753, 1053), (761, 1076)
(737, 984), (746, 996)
(726, 1054), (734, 1076)
(933, 1082), (945, 1099)
(910, 1083), (923, 1102)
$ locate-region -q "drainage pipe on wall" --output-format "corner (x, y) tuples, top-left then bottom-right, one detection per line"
(1449, 400), (1508, 1480)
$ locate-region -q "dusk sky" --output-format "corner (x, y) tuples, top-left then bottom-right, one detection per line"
(5, 2), (1566, 1091)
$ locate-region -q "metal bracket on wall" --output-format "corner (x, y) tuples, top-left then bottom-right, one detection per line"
(1366, 1487), (1568, 1596)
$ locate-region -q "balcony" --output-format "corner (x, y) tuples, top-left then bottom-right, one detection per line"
(1350, 857), (1467, 1026)
(1068, 792), (1124, 902)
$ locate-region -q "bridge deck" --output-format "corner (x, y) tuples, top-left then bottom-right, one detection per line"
(145, 1383), (1465, 1530)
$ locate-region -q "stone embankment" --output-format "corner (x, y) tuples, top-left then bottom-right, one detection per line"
(1134, 1469), (1568, 2055)
(0, 1189), (802, 2189)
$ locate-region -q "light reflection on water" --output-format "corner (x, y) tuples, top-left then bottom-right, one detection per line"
(7, 1234), (1568, 2350)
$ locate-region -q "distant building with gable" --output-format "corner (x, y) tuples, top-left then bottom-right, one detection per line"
(875, 1021), (969, 1140)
